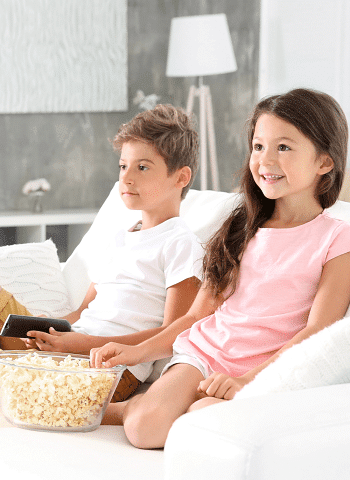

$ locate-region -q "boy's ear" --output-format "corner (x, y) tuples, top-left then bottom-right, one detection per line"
(176, 166), (192, 188)
(318, 154), (334, 175)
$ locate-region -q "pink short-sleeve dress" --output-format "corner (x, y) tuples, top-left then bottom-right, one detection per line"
(174, 212), (350, 377)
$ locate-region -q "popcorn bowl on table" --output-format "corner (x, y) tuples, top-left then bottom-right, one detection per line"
(0, 351), (125, 432)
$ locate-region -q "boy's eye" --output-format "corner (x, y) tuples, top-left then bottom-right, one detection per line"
(119, 164), (126, 170)
(278, 144), (291, 151)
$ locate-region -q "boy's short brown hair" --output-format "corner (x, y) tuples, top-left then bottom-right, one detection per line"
(112, 104), (199, 198)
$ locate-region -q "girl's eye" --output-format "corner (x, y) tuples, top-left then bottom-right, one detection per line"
(139, 164), (149, 171)
(119, 164), (126, 170)
(253, 143), (263, 151)
(278, 144), (291, 152)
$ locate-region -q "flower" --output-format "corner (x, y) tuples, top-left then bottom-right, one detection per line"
(133, 90), (161, 111)
(22, 178), (51, 195)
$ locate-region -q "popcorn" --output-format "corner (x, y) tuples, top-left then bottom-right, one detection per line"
(0, 353), (117, 429)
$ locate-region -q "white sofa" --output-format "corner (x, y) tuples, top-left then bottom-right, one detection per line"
(1, 182), (350, 480)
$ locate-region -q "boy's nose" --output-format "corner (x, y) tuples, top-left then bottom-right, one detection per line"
(121, 170), (134, 184)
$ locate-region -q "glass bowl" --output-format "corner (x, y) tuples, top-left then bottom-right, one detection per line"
(0, 351), (125, 432)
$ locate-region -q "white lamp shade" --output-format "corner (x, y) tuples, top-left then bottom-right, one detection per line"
(166, 13), (237, 78)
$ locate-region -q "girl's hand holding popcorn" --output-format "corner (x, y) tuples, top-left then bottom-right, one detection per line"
(90, 342), (144, 369)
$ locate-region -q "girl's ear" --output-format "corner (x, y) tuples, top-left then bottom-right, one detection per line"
(318, 154), (334, 175)
(176, 166), (192, 188)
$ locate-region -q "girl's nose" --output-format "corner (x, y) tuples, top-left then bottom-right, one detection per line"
(259, 150), (275, 166)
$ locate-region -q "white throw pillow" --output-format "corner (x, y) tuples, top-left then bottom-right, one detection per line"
(235, 317), (350, 399)
(0, 239), (71, 318)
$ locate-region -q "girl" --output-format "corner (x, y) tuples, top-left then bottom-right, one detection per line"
(90, 88), (350, 449)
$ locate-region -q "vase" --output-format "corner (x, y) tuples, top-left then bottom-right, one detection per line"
(30, 191), (45, 213)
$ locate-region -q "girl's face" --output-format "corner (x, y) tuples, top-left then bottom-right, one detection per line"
(249, 113), (333, 204)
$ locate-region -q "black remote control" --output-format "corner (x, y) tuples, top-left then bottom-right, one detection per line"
(0, 314), (72, 338)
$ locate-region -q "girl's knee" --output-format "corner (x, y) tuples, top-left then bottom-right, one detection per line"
(123, 401), (172, 449)
(123, 365), (204, 449)
(123, 409), (151, 449)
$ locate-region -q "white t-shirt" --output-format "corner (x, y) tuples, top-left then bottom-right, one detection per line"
(72, 217), (203, 381)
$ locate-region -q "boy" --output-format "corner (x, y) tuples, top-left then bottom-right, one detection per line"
(0, 104), (203, 400)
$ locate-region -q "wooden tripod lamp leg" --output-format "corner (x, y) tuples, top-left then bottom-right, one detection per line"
(186, 85), (196, 116)
(199, 85), (208, 190)
(187, 85), (207, 189)
(186, 82), (220, 191)
(205, 85), (220, 191)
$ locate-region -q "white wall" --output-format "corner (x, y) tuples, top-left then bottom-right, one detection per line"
(259, 0), (350, 124)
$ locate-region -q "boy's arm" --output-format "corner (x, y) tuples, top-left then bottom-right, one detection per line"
(163, 276), (202, 326)
(25, 277), (201, 354)
(63, 282), (97, 325)
(103, 275), (202, 344)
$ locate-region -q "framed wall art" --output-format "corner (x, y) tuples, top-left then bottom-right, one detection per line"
(0, 0), (127, 113)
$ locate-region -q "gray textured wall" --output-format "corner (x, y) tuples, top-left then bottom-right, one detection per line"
(0, 0), (260, 212)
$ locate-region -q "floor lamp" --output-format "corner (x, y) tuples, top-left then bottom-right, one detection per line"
(166, 14), (237, 191)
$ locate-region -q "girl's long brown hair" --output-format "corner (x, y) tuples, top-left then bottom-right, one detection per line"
(203, 88), (348, 299)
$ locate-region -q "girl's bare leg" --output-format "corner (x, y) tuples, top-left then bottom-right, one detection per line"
(121, 364), (204, 449)
(187, 396), (225, 412)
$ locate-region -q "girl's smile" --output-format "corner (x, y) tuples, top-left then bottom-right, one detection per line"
(260, 174), (284, 184)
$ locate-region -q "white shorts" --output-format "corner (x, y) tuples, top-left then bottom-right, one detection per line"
(161, 346), (213, 379)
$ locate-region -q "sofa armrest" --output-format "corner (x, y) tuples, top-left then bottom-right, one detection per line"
(164, 382), (350, 480)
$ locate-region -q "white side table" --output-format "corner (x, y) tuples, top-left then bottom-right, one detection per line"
(0, 209), (98, 257)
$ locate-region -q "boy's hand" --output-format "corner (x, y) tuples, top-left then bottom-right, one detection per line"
(90, 342), (143, 369)
(22, 329), (88, 354)
(22, 337), (39, 349)
(198, 372), (246, 400)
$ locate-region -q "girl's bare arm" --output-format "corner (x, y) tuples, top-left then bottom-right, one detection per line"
(239, 251), (350, 386)
(90, 283), (220, 368)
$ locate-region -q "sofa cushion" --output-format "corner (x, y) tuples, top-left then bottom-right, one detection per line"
(0, 409), (164, 480)
(0, 239), (71, 318)
(235, 316), (350, 399)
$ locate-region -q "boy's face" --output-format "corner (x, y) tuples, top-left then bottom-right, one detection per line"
(118, 140), (184, 220)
